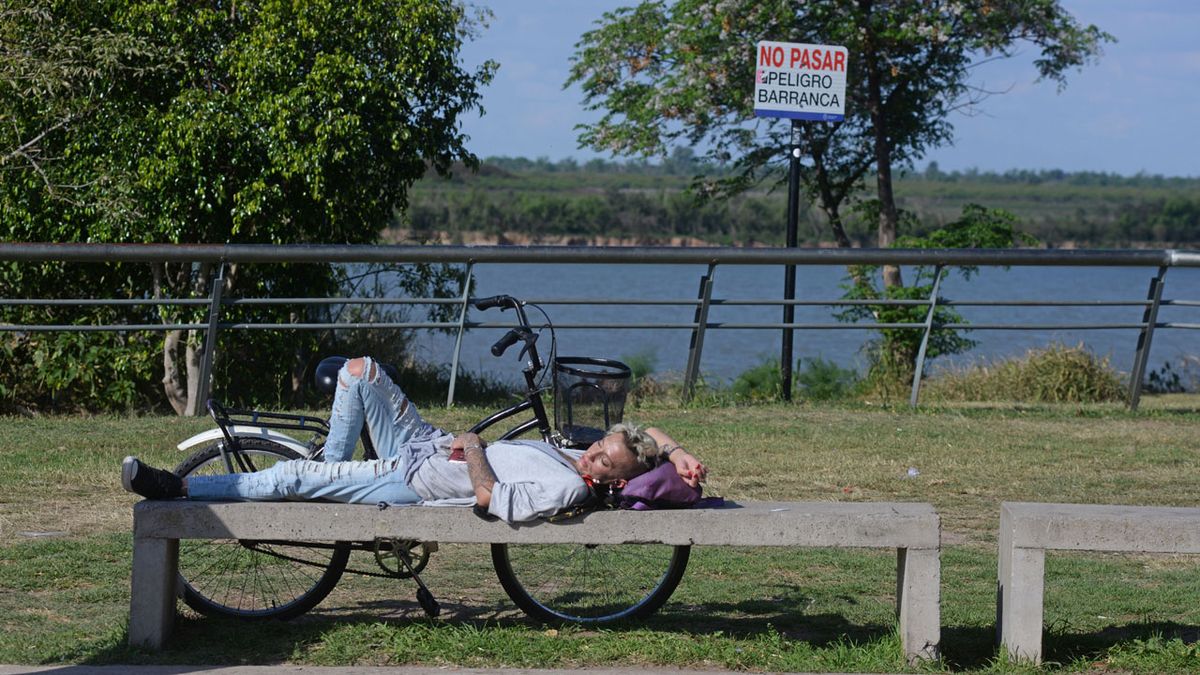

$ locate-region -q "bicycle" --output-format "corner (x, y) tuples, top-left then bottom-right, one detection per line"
(172, 294), (691, 624)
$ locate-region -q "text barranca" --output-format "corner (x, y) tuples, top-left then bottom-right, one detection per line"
(756, 90), (841, 108)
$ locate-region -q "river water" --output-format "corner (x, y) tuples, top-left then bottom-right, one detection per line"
(405, 262), (1199, 384)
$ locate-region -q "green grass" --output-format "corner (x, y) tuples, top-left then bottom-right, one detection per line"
(2, 398), (1200, 671)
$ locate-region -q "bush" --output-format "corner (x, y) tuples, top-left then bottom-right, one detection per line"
(1145, 357), (1199, 394)
(729, 357), (861, 402)
(620, 349), (658, 390)
(795, 357), (860, 401)
(730, 359), (784, 401)
(924, 343), (1127, 403)
(0, 330), (164, 415)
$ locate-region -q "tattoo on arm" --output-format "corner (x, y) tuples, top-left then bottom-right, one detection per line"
(465, 444), (497, 503)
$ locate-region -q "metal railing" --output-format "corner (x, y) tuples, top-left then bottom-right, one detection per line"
(1, 243), (1197, 412)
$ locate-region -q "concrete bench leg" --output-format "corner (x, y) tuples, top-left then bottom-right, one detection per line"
(129, 537), (178, 650)
(997, 521), (1045, 663)
(896, 547), (941, 664)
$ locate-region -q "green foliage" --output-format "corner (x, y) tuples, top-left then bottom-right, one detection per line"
(729, 357), (860, 402)
(895, 203), (1038, 253)
(0, 261), (168, 413)
(924, 344), (1127, 404)
(0, 0), (492, 413)
(795, 357), (860, 401)
(1104, 635), (1200, 672)
(1, 329), (163, 414)
(1144, 358), (1199, 395)
(568, 0), (1110, 247)
(840, 204), (1033, 384)
(899, 166), (1200, 246)
(618, 348), (659, 397)
(730, 358), (784, 401)
(402, 158), (1200, 247)
(405, 169), (792, 245)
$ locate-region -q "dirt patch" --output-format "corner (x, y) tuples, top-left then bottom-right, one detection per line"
(0, 488), (133, 545)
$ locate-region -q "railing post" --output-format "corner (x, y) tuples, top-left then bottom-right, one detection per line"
(683, 263), (716, 403)
(192, 262), (225, 417)
(1128, 266), (1167, 411)
(909, 265), (944, 408)
(446, 262), (475, 408)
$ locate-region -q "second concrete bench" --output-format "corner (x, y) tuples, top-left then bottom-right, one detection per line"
(997, 501), (1200, 663)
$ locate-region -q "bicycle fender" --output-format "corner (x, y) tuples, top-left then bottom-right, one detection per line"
(176, 426), (312, 457)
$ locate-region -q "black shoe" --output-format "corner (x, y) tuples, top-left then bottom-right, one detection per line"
(122, 456), (184, 499)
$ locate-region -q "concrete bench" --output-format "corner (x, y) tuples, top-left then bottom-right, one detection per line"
(131, 499), (941, 662)
(997, 501), (1200, 663)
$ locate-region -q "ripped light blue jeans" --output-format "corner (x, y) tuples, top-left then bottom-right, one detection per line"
(187, 357), (443, 504)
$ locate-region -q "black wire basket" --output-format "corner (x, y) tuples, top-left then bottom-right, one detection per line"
(553, 356), (631, 447)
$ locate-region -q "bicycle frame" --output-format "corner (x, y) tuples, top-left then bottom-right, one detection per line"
(468, 399), (544, 440)
(468, 295), (556, 443)
(203, 399), (346, 470)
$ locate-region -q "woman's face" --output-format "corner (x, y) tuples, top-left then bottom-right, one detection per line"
(574, 433), (641, 486)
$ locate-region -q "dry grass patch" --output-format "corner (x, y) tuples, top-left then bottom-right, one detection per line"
(924, 344), (1127, 403)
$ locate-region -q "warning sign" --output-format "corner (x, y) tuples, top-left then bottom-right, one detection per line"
(753, 41), (848, 121)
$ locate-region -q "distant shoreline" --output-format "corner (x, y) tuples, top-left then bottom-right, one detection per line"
(383, 228), (1198, 250)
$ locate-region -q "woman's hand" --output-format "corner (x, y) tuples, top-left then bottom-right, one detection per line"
(451, 432), (484, 453)
(644, 426), (708, 489)
(669, 450), (707, 488)
(448, 432), (484, 462)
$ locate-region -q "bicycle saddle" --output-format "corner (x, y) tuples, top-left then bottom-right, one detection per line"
(314, 356), (402, 395)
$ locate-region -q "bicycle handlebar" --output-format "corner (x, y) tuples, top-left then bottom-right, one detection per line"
(474, 295), (540, 366)
(470, 294), (552, 441)
(473, 294), (516, 311)
(490, 329), (523, 357)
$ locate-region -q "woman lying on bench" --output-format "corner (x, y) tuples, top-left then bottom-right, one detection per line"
(121, 356), (706, 524)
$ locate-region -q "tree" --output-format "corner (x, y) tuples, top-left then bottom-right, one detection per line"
(838, 203), (1034, 387)
(568, 0), (1108, 378)
(0, 0), (493, 414)
(568, 0), (1110, 265)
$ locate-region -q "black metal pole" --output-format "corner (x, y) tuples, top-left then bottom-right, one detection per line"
(781, 120), (802, 401)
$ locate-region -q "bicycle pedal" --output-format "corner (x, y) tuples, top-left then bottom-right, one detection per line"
(417, 587), (440, 618)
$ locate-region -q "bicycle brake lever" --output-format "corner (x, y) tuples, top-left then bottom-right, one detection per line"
(517, 331), (539, 362)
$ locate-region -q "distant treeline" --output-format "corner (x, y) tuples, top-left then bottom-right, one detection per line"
(396, 156), (1200, 246)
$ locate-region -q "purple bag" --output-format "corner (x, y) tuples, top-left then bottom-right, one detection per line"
(619, 461), (702, 510)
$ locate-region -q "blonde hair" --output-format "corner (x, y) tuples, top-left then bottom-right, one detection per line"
(608, 422), (660, 472)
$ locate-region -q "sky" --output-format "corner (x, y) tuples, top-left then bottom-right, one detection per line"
(457, 1), (1200, 177)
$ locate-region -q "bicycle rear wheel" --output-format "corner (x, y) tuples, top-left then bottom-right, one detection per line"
(173, 438), (350, 620)
(491, 542), (690, 624)
(479, 421), (692, 623)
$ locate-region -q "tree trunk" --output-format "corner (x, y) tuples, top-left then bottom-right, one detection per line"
(165, 325), (207, 417)
(861, 0), (903, 289)
(185, 330), (204, 414)
(811, 148), (854, 249)
(155, 263), (189, 415)
(158, 263), (214, 416)
(289, 309), (306, 407)
(162, 329), (189, 415)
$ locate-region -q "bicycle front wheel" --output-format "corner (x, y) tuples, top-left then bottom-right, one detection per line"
(491, 542), (690, 624)
(173, 438), (350, 620)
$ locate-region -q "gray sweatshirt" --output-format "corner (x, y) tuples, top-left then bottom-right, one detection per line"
(409, 440), (589, 523)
